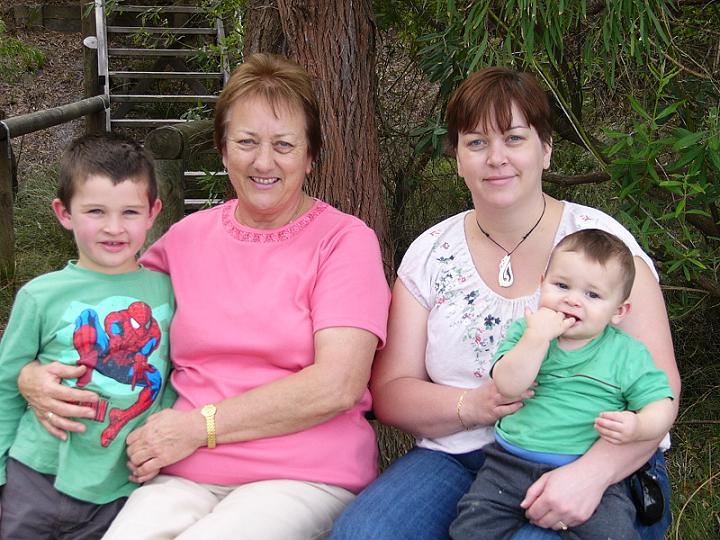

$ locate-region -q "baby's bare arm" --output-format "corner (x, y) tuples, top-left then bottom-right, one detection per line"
(493, 307), (575, 398)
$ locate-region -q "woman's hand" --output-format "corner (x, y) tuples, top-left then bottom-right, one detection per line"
(463, 380), (533, 427)
(125, 408), (205, 483)
(520, 460), (607, 529)
(17, 361), (99, 440)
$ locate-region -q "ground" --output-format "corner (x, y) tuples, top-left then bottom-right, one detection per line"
(1, 5), (85, 178)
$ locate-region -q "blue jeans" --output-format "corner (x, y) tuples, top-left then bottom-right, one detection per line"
(329, 447), (671, 540)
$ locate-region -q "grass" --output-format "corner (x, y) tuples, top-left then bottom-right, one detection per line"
(1, 166), (719, 538)
(0, 18), (45, 84)
(0, 164), (75, 327)
(666, 298), (720, 539)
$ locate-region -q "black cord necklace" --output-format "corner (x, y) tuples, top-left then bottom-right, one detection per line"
(475, 195), (547, 288)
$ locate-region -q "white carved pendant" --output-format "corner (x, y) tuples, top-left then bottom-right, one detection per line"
(498, 255), (514, 288)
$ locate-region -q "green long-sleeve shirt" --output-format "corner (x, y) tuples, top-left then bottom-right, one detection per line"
(0, 262), (175, 503)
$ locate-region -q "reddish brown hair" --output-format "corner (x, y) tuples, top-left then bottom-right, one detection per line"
(446, 67), (552, 151)
(214, 53), (321, 160)
(551, 229), (636, 301)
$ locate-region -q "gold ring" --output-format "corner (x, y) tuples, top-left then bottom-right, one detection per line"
(557, 520), (568, 531)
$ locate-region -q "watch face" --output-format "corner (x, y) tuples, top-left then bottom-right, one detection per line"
(202, 404), (216, 417)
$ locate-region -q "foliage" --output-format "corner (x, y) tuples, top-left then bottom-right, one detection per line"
(605, 67), (720, 297)
(190, 0), (245, 71)
(375, 0), (720, 314)
(0, 18), (45, 83)
(0, 166), (75, 327)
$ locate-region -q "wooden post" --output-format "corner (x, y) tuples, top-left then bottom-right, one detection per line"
(143, 120), (216, 244)
(146, 158), (184, 247)
(82, 10), (104, 134)
(83, 37), (104, 134)
(0, 137), (15, 280)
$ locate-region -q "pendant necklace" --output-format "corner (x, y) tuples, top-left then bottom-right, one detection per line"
(475, 195), (547, 288)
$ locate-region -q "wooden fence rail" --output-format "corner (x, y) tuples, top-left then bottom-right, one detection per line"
(0, 95), (109, 279)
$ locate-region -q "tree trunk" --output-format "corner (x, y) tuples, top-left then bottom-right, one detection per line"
(242, 0), (408, 467)
(242, 0), (287, 57)
(277, 0), (391, 270)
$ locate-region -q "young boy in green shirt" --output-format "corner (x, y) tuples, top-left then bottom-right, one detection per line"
(451, 228), (675, 540)
(0, 133), (175, 539)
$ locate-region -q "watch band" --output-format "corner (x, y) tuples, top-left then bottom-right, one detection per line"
(200, 404), (217, 449)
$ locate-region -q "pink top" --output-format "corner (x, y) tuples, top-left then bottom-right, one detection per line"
(141, 199), (390, 493)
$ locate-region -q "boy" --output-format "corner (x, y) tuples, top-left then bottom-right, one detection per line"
(0, 133), (175, 539)
(450, 229), (675, 540)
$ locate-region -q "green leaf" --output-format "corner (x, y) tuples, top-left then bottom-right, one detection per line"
(686, 209), (711, 217)
(524, 20), (535, 54)
(658, 180), (684, 188)
(468, 34), (489, 71)
(672, 132), (704, 151)
(708, 149), (720, 172)
(674, 198), (686, 218)
(688, 149), (705, 176)
(630, 96), (652, 120)
(606, 140), (627, 157)
(646, 5), (670, 45)
(656, 101), (683, 121)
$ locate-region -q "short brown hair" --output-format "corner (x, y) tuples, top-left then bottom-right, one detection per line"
(446, 67), (552, 151)
(214, 53), (321, 160)
(551, 229), (636, 301)
(58, 133), (157, 209)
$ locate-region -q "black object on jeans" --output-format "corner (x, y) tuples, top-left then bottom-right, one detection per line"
(628, 462), (665, 525)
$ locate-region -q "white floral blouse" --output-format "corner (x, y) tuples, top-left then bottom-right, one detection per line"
(398, 201), (657, 454)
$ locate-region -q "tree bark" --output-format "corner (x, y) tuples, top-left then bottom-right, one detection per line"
(242, 0), (287, 57)
(277, 0), (391, 270)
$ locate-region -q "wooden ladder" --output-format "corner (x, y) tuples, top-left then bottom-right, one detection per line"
(94, 0), (230, 132)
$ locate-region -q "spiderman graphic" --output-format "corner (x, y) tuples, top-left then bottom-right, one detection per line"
(72, 301), (162, 447)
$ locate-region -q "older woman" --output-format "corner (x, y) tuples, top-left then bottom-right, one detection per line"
(330, 67), (680, 539)
(18, 53), (390, 539)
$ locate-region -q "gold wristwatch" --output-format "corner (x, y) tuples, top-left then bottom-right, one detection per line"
(200, 404), (217, 449)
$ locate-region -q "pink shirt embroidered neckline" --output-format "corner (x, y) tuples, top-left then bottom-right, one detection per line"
(221, 199), (329, 242)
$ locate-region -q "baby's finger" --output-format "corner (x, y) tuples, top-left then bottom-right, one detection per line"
(560, 316), (576, 331)
(598, 431), (623, 445)
(519, 389), (535, 400)
(598, 410), (625, 421)
(594, 417), (620, 432)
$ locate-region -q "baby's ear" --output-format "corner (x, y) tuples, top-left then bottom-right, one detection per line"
(51, 199), (73, 231)
(611, 301), (631, 325)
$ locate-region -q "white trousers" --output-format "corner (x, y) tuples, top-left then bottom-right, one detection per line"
(101, 474), (355, 540)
